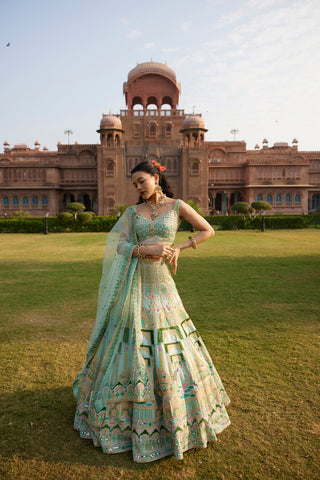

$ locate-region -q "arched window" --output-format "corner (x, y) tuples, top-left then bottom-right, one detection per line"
(149, 124), (156, 137)
(267, 194), (273, 203)
(107, 134), (113, 146)
(106, 161), (114, 176)
(132, 96), (143, 109)
(311, 193), (320, 210)
(165, 124), (172, 137)
(13, 196), (19, 205)
(257, 194), (263, 201)
(107, 198), (115, 211)
(147, 96), (158, 109)
(22, 197), (29, 205)
(191, 161), (200, 176)
(276, 194), (282, 203)
(173, 158), (177, 174)
(192, 133), (198, 147)
(162, 96), (172, 108)
(3, 196), (9, 206)
(285, 194), (292, 203)
(42, 196), (48, 205)
(295, 194), (301, 203)
(133, 123), (140, 137)
(32, 196), (39, 205)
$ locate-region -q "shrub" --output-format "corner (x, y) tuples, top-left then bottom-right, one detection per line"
(205, 215), (244, 230)
(251, 201), (272, 212)
(1, 213), (317, 234)
(57, 212), (74, 227)
(10, 210), (31, 218)
(86, 216), (117, 232)
(114, 204), (130, 216)
(67, 202), (86, 219)
(231, 202), (254, 215)
(0, 218), (44, 233)
(256, 215), (308, 230)
(77, 212), (95, 224)
(204, 214), (313, 230)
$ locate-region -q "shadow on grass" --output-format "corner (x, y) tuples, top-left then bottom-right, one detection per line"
(0, 386), (157, 471)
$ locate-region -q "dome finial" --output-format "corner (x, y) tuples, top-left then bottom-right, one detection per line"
(99, 113), (122, 130)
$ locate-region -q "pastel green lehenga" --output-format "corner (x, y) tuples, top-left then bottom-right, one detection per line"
(73, 199), (230, 462)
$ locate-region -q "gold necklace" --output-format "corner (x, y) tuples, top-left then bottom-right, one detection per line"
(146, 194), (167, 220)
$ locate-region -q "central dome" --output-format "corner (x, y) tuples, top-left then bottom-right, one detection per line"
(124, 61), (181, 109)
(127, 61), (177, 84)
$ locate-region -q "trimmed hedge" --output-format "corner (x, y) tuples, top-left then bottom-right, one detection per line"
(0, 216), (118, 233)
(205, 214), (320, 230)
(0, 213), (319, 233)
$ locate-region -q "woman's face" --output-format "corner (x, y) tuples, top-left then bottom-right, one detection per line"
(132, 171), (159, 200)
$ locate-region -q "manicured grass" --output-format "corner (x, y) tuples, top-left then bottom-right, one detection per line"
(0, 231), (319, 480)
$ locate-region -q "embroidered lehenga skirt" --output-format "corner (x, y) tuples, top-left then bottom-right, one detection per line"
(73, 257), (231, 462)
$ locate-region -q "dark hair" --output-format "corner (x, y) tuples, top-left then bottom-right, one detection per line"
(131, 160), (174, 204)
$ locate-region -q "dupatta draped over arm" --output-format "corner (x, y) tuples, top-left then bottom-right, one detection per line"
(73, 207), (154, 410)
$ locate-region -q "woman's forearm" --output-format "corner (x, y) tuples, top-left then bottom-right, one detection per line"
(132, 244), (153, 257)
(175, 228), (214, 251)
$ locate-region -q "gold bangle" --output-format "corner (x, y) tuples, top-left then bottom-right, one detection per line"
(137, 244), (146, 258)
(188, 236), (197, 249)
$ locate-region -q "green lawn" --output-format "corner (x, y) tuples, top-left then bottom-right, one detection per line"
(0, 231), (319, 480)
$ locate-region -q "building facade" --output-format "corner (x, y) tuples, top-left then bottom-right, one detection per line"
(1, 61), (320, 217)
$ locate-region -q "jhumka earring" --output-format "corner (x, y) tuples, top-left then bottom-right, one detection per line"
(155, 184), (163, 194)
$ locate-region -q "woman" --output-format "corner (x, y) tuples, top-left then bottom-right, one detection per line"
(73, 160), (230, 463)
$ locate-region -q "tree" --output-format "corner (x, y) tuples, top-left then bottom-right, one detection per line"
(114, 204), (130, 217)
(231, 202), (254, 216)
(251, 201), (272, 212)
(67, 202), (86, 220)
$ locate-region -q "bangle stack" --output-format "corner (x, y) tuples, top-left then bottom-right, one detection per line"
(188, 236), (197, 249)
(134, 243), (146, 258)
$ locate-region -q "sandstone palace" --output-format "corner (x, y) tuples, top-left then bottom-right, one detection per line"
(1, 61), (320, 217)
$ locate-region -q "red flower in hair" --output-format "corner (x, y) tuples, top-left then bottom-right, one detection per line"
(152, 160), (166, 172)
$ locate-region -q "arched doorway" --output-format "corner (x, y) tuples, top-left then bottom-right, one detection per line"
(78, 193), (91, 211)
(215, 192), (227, 214)
(209, 192), (214, 210)
(92, 194), (98, 214)
(63, 192), (75, 210)
(311, 193), (320, 211)
(230, 191), (242, 206)
(215, 193), (222, 212)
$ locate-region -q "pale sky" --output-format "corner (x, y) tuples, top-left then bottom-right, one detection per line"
(1, 0), (320, 152)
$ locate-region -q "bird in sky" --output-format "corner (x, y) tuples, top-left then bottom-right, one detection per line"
(6, 42), (11, 47)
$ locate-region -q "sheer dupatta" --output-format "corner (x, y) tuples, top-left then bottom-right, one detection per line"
(73, 207), (154, 410)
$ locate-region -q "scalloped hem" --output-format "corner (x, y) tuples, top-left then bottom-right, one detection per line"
(74, 413), (231, 463)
